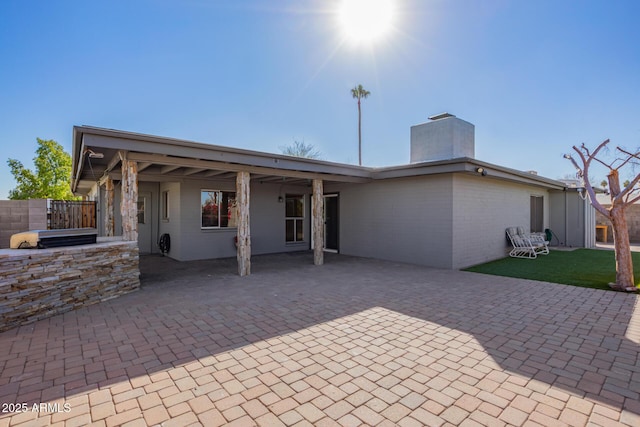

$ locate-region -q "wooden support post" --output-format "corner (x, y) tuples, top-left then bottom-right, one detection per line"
(120, 153), (138, 242)
(312, 179), (324, 266)
(105, 177), (115, 237)
(236, 171), (251, 276)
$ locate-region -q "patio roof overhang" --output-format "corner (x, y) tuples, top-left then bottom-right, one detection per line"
(71, 126), (373, 194)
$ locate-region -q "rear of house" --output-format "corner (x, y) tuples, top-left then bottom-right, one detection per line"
(71, 114), (594, 273)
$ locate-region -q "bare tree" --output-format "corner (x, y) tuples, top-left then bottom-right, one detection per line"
(565, 139), (640, 291)
(280, 140), (322, 159)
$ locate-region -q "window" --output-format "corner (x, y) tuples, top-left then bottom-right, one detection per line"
(161, 191), (169, 221)
(530, 195), (544, 233)
(201, 190), (237, 229)
(285, 194), (304, 242)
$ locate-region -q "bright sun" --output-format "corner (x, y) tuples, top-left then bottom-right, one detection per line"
(338, 0), (395, 44)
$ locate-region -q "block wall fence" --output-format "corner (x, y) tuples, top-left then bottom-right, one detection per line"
(596, 204), (640, 243)
(0, 199), (47, 249)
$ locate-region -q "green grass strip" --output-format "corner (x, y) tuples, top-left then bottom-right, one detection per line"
(464, 248), (640, 291)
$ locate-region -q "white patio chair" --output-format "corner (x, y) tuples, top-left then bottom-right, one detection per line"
(506, 227), (546, 259)
(516, 226), (549, 255)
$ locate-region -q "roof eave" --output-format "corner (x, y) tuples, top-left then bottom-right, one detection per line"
(372, 157), (566, 190)
(73, 125), (372, 179)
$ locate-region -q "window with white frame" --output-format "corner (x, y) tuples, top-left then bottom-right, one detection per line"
(285, 194), (304, 242)
(201, 190), (237, 229)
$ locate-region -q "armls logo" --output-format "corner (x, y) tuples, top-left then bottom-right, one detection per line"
(32, 403), (72, 413)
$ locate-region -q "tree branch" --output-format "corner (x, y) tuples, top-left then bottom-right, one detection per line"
(627, 193), (640, 205)
(617, 173), (640, 205)
(591, 155), (615, 169)
(615, 146), (640, 169)
(588, 139), (611, 159)
(608, 146), (640, 203)
(571, 142), (610, 217)
(625, 187), (640, 204)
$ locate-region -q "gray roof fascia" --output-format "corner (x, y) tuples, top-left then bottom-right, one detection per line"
(371, 160), (470, 179)
(74, 126), (370, 180)
(371, 157), (566, 190)
(71, 126), (86, 193)
(468, 158), (567, 189)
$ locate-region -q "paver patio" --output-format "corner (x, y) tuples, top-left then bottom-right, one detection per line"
(0, 252), (639, 426)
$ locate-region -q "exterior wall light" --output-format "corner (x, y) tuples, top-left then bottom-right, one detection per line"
(85, 149), (104, 159)
(476, 167), (488, 176)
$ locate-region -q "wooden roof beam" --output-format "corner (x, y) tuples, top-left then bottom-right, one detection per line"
(127, 152), (371, 184)
(183, 167), (206, 176)
(160, 164), (182, 174)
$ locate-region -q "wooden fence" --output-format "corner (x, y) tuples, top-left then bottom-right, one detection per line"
(48, 200), (96, 229)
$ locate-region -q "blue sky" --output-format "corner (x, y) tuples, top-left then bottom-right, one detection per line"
(1, 0), (639, 198)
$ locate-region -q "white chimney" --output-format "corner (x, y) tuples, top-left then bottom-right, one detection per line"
(410, 113), (475, 163)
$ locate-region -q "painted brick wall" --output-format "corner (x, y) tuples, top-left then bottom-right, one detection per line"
(0, 240), (140, 332)
(336, 175), (455, 269)
(452, 175), (549, 269)
(0, 199), (47, 248)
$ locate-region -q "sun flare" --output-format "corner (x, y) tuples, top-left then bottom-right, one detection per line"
(338, 0), (395, 44)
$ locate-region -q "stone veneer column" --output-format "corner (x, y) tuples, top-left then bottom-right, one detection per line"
(105, 177), (115, 237)
(120, 154), (138, 242)
(236, 171), (251, 276)
(312, 179), (324, 266)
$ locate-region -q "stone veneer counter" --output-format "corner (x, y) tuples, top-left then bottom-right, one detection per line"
(0, 240), (140, 332)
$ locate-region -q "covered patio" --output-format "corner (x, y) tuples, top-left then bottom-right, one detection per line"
(72, 126), (371, 276)
(0, 254), (638, 426)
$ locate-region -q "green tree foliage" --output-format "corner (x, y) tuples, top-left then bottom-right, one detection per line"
(7, 138), (77, 200)
(280, 140), (322, 159)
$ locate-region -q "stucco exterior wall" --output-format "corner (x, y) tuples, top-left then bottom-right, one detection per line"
(451, 175), (549, 269)
(179, 179), (240, 260)
(334, 175), (454, 269)
(169, 179), (312, 262)
(0, 199), (47, 249)
(249, 182), (311, 255)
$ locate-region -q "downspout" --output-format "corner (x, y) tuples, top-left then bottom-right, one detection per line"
(564, 190), (569, 247)
(584, 197), (589, 247)
(72, 145), (85, 194)
(157, 184), (161, 254)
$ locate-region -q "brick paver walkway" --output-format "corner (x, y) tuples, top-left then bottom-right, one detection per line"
(1, 252), (639, 426)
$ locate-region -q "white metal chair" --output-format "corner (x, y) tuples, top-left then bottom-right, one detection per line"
(506, 227), (548, 259)
(516, 226), (549, 255)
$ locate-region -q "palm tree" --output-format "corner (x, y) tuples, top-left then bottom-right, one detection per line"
(351, 84), (370, 166)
